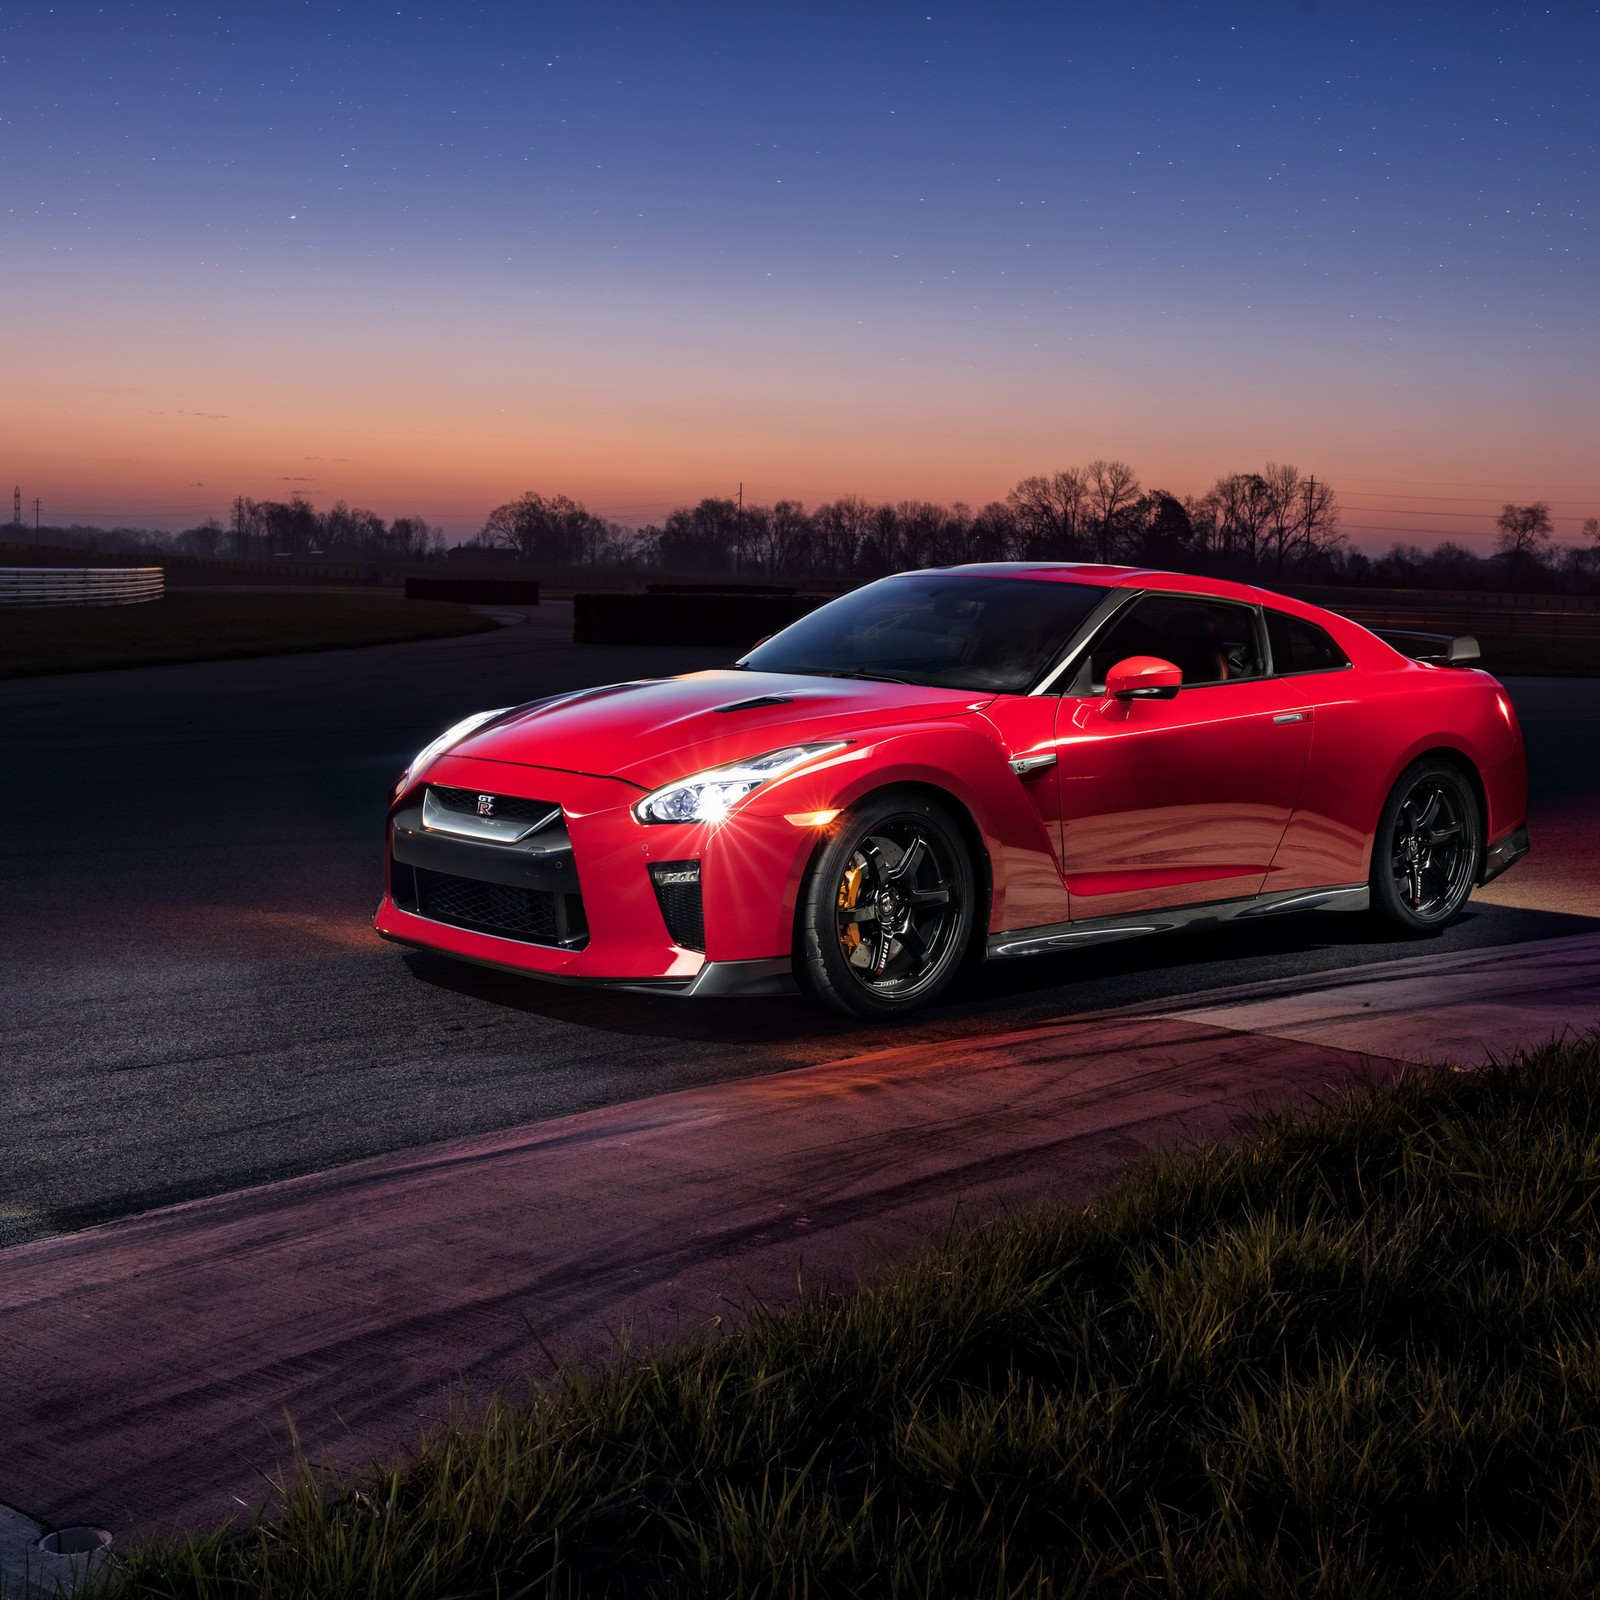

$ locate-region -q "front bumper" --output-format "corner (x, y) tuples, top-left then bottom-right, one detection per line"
(372, 752), (813, 992)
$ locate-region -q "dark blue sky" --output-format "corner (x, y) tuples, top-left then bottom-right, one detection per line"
(3, 2), (1596, 539)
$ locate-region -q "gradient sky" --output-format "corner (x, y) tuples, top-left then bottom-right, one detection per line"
(2, 1), (1596, 549)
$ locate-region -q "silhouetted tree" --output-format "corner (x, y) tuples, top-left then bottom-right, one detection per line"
(174, 518), (225, 558)
(321, 501), (388, 556)
(483, 492), (614, 566)
(1006, 470), (1087, 559)
(1259, 463), (1341, 576)
(1494, 502), (1554, 586)
(1085, 460), (1141, 562)
(1126, 492), (1195, 567)
(1199, 472), (1275, 574)
(656, 498), (741, 572)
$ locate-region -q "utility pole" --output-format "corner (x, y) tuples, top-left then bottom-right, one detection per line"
(11, 486), (19, 528)
(33, 497), (40, 537)
(736, 481), (743, 575)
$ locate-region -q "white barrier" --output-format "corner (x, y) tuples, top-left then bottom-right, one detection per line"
(0, 567), (165, 607)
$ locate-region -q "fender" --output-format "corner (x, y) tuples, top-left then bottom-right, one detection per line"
(744, 719), (1071, 933)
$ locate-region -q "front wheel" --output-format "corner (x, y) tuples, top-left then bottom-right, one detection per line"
(796, 791), (976, 1020)
(1370, 757), (1482, 934)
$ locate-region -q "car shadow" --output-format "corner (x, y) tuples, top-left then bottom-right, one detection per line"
(399, 902), (1600, 1050)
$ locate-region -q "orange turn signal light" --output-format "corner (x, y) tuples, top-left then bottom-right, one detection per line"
(785, 809), (841, 827)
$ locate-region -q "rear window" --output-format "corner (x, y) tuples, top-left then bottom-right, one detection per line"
(1266, 610), (1350, 675)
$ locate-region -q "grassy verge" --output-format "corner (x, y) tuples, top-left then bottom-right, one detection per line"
(0, 591), (497, 678)
(1476, 632), (1600, 677)
(95, 1037), (1600, 1599)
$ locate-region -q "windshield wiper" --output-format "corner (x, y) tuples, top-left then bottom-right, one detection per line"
(781, 667), (916, 685)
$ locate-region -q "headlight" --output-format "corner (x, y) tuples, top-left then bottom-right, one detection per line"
(398, 708), (509, 788)
(634, 742), (848, 825)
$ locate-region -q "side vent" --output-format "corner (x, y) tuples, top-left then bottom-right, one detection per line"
(649, 860), (705, 951)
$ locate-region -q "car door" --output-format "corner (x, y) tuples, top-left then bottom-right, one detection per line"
(1056, 592), (1314, 921)
(978, 692), (1075, 930)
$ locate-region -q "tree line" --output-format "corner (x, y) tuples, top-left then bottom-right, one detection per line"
(13, 466), (1598, 593)
(474, 465), (1599, 593)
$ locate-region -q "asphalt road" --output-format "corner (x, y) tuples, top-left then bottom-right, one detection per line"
(3, 606), (1595, 1246)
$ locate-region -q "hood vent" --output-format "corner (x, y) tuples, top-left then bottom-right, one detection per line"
(713, 695), (793, 713)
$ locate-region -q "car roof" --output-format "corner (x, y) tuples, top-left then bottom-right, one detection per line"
(943, 561), (1296, 609)
(936, 561), (1405, 668)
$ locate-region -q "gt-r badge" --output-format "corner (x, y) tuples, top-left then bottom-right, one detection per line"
(476, 794), (495, 817)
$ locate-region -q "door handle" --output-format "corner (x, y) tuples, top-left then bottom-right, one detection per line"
(1273, 711), (1307, 725)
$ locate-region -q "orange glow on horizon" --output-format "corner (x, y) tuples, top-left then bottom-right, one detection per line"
(6, 259), (1596, 550)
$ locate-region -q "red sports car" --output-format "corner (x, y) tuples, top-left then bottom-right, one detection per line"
(375, 564), (1529, 1018)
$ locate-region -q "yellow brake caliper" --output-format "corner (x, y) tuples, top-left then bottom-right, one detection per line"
(838, 860), (864, 952)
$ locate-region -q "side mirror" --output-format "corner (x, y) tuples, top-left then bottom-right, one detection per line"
(1106, 656), (1182, 701)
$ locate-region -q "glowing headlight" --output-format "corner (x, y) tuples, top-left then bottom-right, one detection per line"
(398, 708), (509, 788)
(634, 743), (848, 825)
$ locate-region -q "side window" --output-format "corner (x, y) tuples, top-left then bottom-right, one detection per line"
(1088, 595), (1264, 690)
(1265, 610), (1350, 676)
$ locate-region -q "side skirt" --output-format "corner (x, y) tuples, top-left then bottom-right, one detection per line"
(986, 883), (1371, 961)
(1480, 823), (1530, 885)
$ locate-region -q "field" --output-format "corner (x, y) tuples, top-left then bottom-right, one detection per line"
(98, 1036), (1600, 1599)
(0, 592), (497, 678)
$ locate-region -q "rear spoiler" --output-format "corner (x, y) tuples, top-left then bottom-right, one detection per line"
(1373, 629), (1481, 667)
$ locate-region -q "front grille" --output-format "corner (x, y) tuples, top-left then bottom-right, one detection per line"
(650, 861), (705, 952)
(393, 861), (587, 948)
(428, 785), (558, 825)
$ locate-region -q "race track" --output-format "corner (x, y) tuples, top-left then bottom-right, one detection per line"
(2, 605), (1595, 1244)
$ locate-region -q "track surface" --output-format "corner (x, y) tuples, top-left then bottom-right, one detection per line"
(3, 606), (1595, 1244)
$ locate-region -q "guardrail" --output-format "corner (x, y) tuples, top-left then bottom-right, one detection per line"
(0, 567), (165, 607)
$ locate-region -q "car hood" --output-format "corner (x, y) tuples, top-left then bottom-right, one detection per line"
(448, 670), (986, 790)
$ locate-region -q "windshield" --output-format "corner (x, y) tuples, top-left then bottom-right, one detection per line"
(740, 573), (1107, 693)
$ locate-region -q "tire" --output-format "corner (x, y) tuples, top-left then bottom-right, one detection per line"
(796, 790), (977, 1020)
(1369, 756), (1483, 935)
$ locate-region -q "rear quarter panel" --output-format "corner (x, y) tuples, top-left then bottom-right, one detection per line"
(1270, 647), (1527, 891)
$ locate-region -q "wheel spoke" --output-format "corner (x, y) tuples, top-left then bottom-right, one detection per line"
(872, 926), (895, 977)
(907, 886), (951, 907)
(886, 836), (926, 885)
(1429, 822), (1462, 843)
(838, 905), (879, 924)
(1415, 789), (1442, 829)
(898, 922), (929, 962)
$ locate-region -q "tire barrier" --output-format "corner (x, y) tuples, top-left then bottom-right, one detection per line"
(574, 591), (824, 648)
(404, 577), (541, 604)
(0, 567), (164, 606)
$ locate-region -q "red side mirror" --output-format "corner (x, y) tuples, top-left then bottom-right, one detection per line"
(1105, 655), (1182, 701)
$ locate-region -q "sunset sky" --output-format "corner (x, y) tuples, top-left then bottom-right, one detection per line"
(2, 1), (1596, 550)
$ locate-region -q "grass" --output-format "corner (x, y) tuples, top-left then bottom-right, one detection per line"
(92, 1036), (1600, 1599)
(1473, 633), (1600, 678)
(0, 591), (497, 677)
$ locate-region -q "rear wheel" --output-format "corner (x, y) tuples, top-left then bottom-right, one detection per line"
(796, 791), (975, 1020)
(1370, 757), (1482, 934)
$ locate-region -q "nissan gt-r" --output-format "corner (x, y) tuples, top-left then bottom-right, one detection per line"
(375, 564), (1529, 1018)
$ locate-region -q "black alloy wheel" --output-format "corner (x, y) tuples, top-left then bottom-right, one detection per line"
(797, 790), (976, 1020)
(1370, 756), (1482, 933)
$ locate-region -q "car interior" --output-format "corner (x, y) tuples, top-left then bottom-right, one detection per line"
(1084, 596), (1265, 692)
